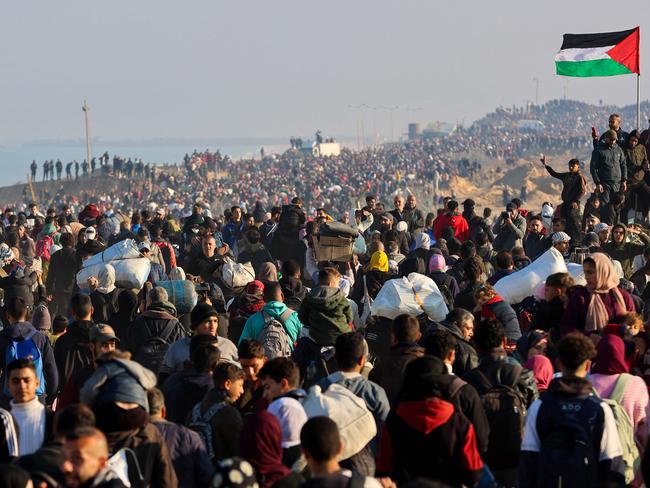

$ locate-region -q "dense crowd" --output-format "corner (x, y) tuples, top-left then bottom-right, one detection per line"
(0, 108), (648, 487)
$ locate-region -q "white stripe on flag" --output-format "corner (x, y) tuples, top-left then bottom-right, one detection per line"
(554, 46), (615, 62)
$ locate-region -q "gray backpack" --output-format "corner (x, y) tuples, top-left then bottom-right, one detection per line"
(188, 402), (226, 460)
(257, 309), (294, 359)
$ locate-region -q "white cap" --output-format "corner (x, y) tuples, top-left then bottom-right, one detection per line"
(84, 227), (96, 240)
(552, 231), (571, 243)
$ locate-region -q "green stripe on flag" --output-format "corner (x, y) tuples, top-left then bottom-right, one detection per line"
(555, 58), (633, 77)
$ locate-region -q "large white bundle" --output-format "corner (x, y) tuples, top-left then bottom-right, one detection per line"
(83, 239), (141, 268)
(494, 247), (567, 304)
(371, 272), (449, 321)
(77, 258), (151, 290)
(566, 263), (587, 286)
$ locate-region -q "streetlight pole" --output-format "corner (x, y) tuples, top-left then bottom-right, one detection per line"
(532, 77), (539, 105)
(82, 100), (92, 169)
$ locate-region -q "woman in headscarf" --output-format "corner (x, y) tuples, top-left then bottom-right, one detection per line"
(88, 264), (120, 323)
(591, 334), (648, 447)
(350, 251), (393, 306)
(524, 355), (553, 394)
(108, 289), (139, 344)
(408, 232), (432, 263)
(560, 253), (634, 335)
(240, 411), (302, 488)
(512, 330), (548, 365)
(427, 250), (459, 308)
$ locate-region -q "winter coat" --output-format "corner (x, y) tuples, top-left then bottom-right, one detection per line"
(45, 247), (78, 296)
(492, 213), (527, 252)
(152, 419), (213, 488)
(160, 369), (214, 425)
(480, 296), (522, 342)
(0, 271), (37, 308)
(433, 213), (470, 242)
(105, 422), (178, 488)
(0, 322), (58, 405)
(590, 141), (627, 186)
(544, 165), (587, 205)
(425, 321), (478, 377)
(449, 377), (490, 454)
(523, 233), (551, 262)
(298, 286), (352, 346)
(53, 319), (94, 384)
(603, 227), (650, 279)
(128, 305), (186, 356)
(196, 387), (243, 462)
(239, 301), (303, 350)
(376, 398), (483, 486)
(368, 342), (425, 406)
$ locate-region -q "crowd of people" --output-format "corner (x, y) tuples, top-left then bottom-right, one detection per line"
(0, 107), (647, 487)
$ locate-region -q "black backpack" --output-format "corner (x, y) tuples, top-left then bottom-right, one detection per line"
(536, 392), (602, 488)
(476, 368), (526, 470)
(133, 320), (177, 375)
(61, 341), (94, 383)
(435, 274), (455, 310)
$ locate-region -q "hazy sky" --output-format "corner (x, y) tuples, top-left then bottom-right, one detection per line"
(1, 0), (648, 144)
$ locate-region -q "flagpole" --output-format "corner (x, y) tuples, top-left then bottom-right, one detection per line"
(637, 74), (641, 131)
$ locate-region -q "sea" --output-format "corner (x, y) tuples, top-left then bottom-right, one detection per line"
(0, 140), (290, 187)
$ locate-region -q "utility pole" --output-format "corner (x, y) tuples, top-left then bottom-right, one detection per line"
(532, 77), (539, 105)
(82, 100), (92, 169)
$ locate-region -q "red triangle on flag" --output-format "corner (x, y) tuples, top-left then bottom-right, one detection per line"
(607, 27), (640, 74)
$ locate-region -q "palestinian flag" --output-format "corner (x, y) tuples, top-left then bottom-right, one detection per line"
(555, 27), (640, 77)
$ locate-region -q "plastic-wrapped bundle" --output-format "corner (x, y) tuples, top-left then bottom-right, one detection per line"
(82, 239), (141, 268)
(77, 258), (151, 290)
(494, 247), (568, 304)
(566, 263), (587, 286)
(156, 280), (198, 314)
(371, 272), (449, 321)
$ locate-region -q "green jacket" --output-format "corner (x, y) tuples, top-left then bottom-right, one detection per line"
(298, 286), (353, 346)
(239, 301), (303, 349)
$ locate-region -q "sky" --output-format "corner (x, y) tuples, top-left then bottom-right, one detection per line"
(1, 0), (648, 144)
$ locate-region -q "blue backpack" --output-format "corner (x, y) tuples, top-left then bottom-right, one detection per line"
(4, 330), (46, 396)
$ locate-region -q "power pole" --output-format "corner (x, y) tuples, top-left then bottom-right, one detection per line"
(82, 100), (92, 170)
(532, 77), (539, 105)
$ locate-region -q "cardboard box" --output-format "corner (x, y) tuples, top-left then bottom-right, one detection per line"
(314, 235), (354, 262)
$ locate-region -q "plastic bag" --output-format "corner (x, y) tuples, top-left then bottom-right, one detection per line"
(83, 239), (141, 268)
(77, 258), (151, 290)
(370, 272), (448, 321)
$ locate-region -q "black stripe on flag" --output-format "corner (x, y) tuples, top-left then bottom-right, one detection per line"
(560, 28), (636, 49)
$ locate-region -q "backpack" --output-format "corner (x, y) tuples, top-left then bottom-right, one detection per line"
(435, 274), (455, 310)
(4, 330), (46, 396)
(61, 339), (94, 383)
(476, 368), (526, 469)
(302, 383), (377, 460)
(257, 309), (294, 359)
(296, 338), (338, 389)
(595, 373), (640, 484)
(133, 320), (178, 375)
(537, 393), (602, 488)
(188, 401), (227, 460)
(221, 258), (255, 288)
(36, 235), (54, 262)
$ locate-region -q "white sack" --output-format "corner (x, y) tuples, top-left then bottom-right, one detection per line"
(83, 239), (141, 268)
(371, 272), (448, 321)
(566, 263), (587, 286)
(494, 247), (568, 304)
(77, 257), (151, 290)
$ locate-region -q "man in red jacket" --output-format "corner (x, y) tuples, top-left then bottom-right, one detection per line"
(433, 201), (469, 242)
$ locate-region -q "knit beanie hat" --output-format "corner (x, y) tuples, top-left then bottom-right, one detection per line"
(32, 303), (51, 331)
(191, 302), (219, 329)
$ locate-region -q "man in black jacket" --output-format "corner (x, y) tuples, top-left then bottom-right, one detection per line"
(463, 319), (538, 487)
(425, 308), (478, 377)
(45, 232), (78, 316)
(542, 156), (586, 242)
(54, 294), (95, 387)
(522, 215), (551, 262)
(425, 329), (490, 455)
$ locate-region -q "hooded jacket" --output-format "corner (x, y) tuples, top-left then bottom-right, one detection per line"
(279, 276), (307, 311)
(45, 247), (78, 295)
(0, 270), (37, 307)
(0, 322), (58, 405)
(376, 398), (483, 486)
(239, 301), (303, 349)
(298, 286), (352, 346)
(80, 357), (157, 410)
(433, 213), (470, 242)
(160, 368), (214, 425)
(369, 342), (425, 406)
(603, 225), (650, 279)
